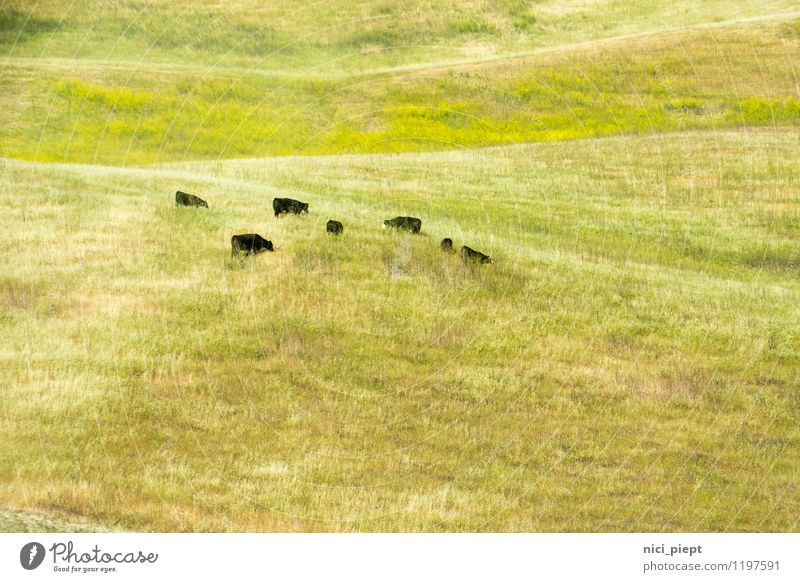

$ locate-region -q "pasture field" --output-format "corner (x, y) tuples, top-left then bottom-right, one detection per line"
(4, 0), (798, 71)
(1, 129), (798, 531)
(2, 6), (800, 164)
(0, 0), (799, 532)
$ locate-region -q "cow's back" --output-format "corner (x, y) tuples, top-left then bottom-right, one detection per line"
(176, 191), (208, 208)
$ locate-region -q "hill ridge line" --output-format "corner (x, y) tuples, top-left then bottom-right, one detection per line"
(3, 127), (797, 172)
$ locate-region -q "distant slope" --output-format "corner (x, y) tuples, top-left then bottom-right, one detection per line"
(2, 16), (799, 164)
(2, 0), (798, 72)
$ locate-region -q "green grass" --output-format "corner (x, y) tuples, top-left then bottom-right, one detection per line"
(2, 17), (799, 164)
(1, 130), (798, 531)
(1, 0), (799, 533)
(2, 0), (799, 71)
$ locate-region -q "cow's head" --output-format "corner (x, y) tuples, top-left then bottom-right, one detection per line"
(301, 203), (309, 213)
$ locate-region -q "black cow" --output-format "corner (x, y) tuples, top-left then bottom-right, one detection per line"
(383, 216), (421, 234)
(440, 238), (454, 252)
(460, 245), (492, 264)
(273, 197), (309, 217)
(326, 220), (344, 235)
(231, 234), (274, 257)
(176, 191), (208, 208)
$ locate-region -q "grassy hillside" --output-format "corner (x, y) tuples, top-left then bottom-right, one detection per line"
(2, 13), (800, 164)
(1, 130), (798, 531)
(3, 0), (798, 71)
(2, 0), (798, 533)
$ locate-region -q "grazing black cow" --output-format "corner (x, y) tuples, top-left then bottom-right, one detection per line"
(461, 245), (492, 264)
(176, 191), (208, 208)
(440, 237), (454, 252)
(273, 197), (309, 217)
(383, 216), (421, 234)
(231, 234), (274, 257)
(326, 220), (343, 235)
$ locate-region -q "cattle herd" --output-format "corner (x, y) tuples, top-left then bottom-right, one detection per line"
(175, 190), (492, 264)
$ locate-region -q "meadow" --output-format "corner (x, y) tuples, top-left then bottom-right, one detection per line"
(3, 5), (800, 164)
(4, 0), (798, 71)
(1, 129), (798, 531)
(0, 1), (798, 532)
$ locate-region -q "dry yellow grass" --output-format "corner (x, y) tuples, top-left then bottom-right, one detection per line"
(1, 129), (797, 531)
(1, 0), (798, 533)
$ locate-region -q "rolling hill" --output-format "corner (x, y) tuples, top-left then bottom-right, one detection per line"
(0, 1), (798, 531)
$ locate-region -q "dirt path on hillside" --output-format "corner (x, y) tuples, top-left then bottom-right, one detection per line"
(388, 10), (800, 79)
